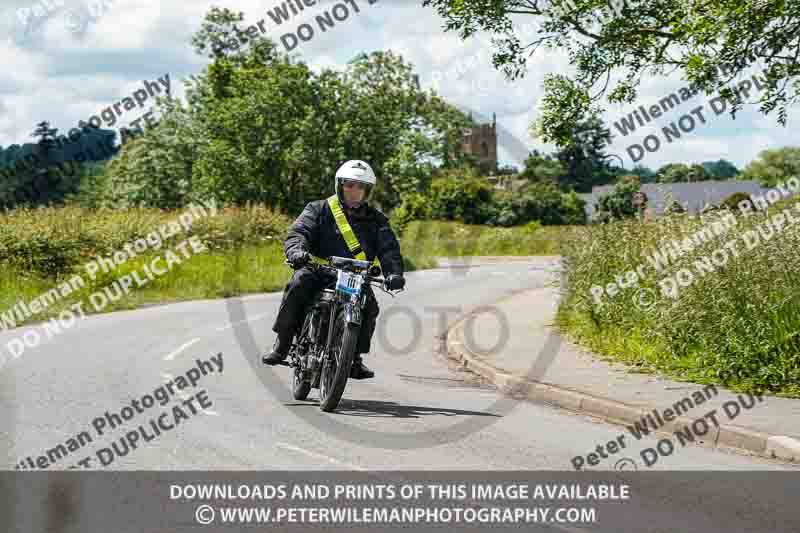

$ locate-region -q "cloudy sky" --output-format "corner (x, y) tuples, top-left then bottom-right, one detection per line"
(1, 0), (797, 172)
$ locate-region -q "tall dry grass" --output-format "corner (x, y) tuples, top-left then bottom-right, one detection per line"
(558, 198), (800, 396)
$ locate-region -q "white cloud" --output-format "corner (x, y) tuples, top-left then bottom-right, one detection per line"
(0, 0), (796, 171)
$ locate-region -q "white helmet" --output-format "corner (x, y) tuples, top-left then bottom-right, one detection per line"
(334, 159), (376, 208)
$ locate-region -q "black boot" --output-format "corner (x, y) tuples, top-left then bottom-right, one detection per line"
(262, 333), (292, 365)
(350, 353), (375, 380)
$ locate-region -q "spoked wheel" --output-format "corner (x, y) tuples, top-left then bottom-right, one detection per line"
(292, 315), (313, 400)
(319, 311), (359, 412)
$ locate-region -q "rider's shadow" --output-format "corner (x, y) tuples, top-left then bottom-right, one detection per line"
(285, 399), (501, 419)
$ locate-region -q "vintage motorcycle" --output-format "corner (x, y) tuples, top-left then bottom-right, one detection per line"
(283, 255), (401, 412)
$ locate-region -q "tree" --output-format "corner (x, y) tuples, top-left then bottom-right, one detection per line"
(342, 50), (472, 209)
(497, 164), (518, 175)
(103, 7), (472, 212)
(687, 163), (710, 182)
(702, 159), (739, 179)
(741, 147), (800, 187)
(655, 163), (709, 183)
(593, 175), (641, 221)
(627, 164), (657, 183)
(420, 0), (800, 147)
(104, 97), (201, 209)
(519, 149), (563, 185)
(551, 112), (615, 192)
(428, 165), (494, 224)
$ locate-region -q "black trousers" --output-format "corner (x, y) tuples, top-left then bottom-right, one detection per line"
(272, 266), (380, 355)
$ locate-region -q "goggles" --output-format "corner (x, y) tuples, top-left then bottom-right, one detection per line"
(340, 179), (371, 190)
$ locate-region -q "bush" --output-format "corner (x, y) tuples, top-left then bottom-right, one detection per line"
(0, 204), (291, 278)
(665, 200), (686, 214)
(429, 171), (494, 224)
(593, 177), (640, 221)
(720, 191), (752, 214)
(486, 182), (586, 226)
(390, 192), (432, 235)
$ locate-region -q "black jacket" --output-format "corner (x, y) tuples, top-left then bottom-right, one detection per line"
(284, 199), (404, 277)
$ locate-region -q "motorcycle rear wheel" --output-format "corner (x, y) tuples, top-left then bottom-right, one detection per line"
(319, 311), (359, 412)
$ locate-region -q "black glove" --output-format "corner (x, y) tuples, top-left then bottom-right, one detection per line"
(384, 274), (405, 291)
(287, 250), (310, 269)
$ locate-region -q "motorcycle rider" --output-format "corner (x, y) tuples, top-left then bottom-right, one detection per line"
(262, 159), (406, 379)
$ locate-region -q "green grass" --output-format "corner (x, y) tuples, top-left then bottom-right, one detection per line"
(398, 219), (581, 263)
(0, 208), (576, 330)
(557, 200), (800, 397)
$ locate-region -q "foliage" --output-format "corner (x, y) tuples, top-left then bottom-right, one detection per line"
(720, 191), (752, 214)
(665, 199), (686, 214)
(399, 219), (579, 261)
(0, 204), (290, 278)
(103, 7), (472, 213)
(519, 149), (563, 185)
(550, 111), (616, 192)
(626, 164), (657, 183)
(702, 159), (739, 179)
(593, 176), (641, 222)
(496, 164), (519, 175)
(420, 0), (800, 147)
(489, 181), (586, 226)
(390, 192), (432, 235)
(428, 166), (494, 224)
(656, 163), (710, 183)
(741, 146), (800, 187)
(557, 205), (800, 395)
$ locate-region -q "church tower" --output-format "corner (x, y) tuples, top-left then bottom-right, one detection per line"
(458, 112), (497, 174)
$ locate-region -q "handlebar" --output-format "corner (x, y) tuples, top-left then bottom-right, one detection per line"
(285, 258), (392, 288)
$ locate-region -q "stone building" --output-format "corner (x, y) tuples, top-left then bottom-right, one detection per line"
(458, 112), (498, 174)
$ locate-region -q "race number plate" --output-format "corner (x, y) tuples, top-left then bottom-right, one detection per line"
(336, 270), (363, 296)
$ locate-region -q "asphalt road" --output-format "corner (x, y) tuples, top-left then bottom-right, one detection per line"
(1, 260), (798, 532)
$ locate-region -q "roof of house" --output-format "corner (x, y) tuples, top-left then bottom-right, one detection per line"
(578, 179), (778, 218)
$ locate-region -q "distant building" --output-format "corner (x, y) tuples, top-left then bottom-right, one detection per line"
(578, 180), (781, 220)
(458, 112), (497, 174)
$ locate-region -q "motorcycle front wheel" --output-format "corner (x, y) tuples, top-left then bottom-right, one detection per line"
(318, 310), (359, 412)
(292, 314), (313, 400)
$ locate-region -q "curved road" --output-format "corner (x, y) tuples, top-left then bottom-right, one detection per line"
(1, 259), (798, 531)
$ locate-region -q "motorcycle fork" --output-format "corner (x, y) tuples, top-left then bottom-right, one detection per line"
(323, 299), (339, 355)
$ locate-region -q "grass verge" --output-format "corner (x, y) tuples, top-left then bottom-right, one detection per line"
(557, 198), (800, 397)
(0, 208), (575, 331)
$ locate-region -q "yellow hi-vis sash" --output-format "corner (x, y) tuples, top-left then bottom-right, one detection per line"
(312, 195), (373, 265)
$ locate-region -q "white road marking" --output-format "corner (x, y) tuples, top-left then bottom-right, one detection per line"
(276, 442), (366, 471)
(214, 313), (269, 332)
(163, 338), (201, 361)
